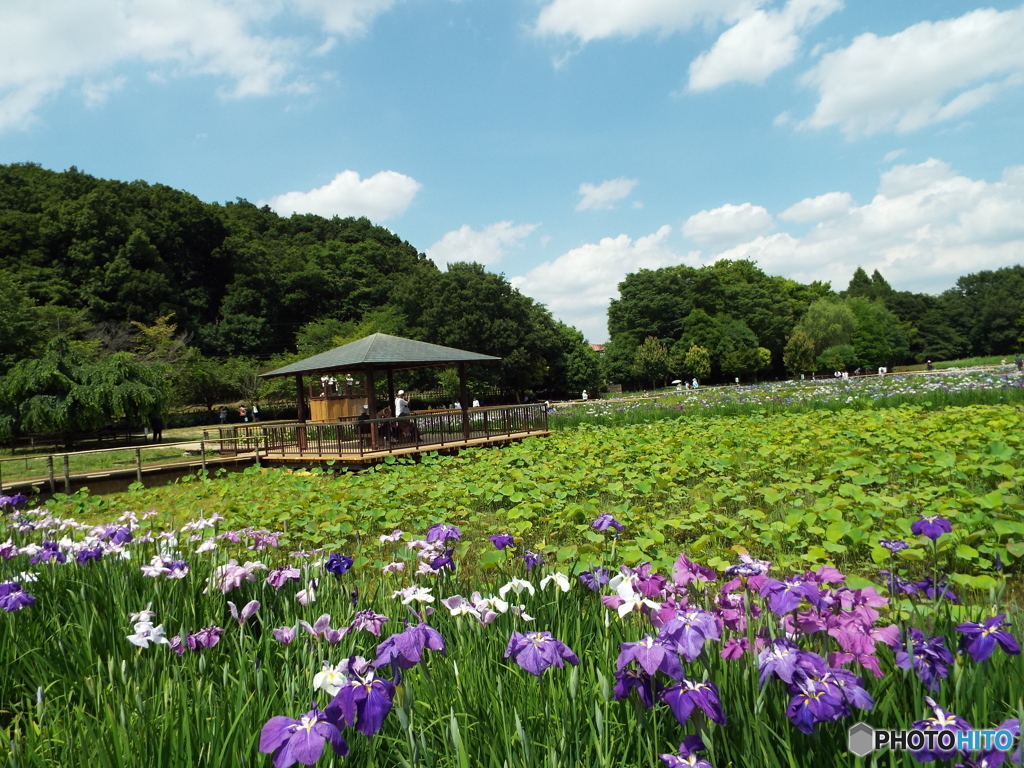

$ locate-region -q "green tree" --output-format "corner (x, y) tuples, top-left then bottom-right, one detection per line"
(632, 337), (671, 388)
(848, 297), (910, 367)
(0, 275), (44, 375)
(783, 331), (817, 375)
(681, 345), (711, 382)
(818, 344), (858, 372)
(792, 299), (857, 355)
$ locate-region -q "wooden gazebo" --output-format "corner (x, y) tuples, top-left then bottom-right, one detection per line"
(236, 333), (548, 463)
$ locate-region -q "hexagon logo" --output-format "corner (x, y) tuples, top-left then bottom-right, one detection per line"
(848, 722), (875, 757)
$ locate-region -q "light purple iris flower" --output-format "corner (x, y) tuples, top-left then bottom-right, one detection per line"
(592, 513), (624, 533)
(259, 707), (348, 767)
(266, 566), (301, 589)
(272, 626), (298, 645)
(672, 554), (717, 586)
(956, 615), (1021, 663)
(616, 635), (683, 679)
(878, 539), (909, 553)
(759, 577), (820, 616)
(504, 631), (579, 676)
(658, 609), (719, 662)
(579, 567), (610, 591)
(227, 600), (260, 626)
(349, 609), (389, 637)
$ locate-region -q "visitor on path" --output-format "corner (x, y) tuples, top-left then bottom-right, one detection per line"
(251, 404), (260, 422)
(239, 405), (248, 423)
(472, 398), (480, 408)
(692, 379), (698, 389)
(927, 360), (934, 371)
(581, 390), (588, 401)
(219, 407), (227, 424)
(1016, 354), (1023, 372)
(356, 405), (371, 445)
(149, 415), (164, 442)
(394, 390), (418, 441)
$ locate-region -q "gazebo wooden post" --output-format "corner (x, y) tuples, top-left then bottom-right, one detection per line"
(386, 369), (395, 414)
(458, 362), (470, 441)
(366, 367), (379, 450)
(295, 375), (308, 452)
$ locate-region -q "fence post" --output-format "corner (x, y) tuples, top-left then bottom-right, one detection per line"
(200, 441), (207, 473)
(63, 454), (71, 494)
(135, 449), (142, 484)
(47, 456), (56, 494)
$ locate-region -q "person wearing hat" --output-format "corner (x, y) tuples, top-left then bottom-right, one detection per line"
(394, 390), (417, 442)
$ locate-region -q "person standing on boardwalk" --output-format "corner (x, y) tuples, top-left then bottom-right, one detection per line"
(251, 404), (260, 422)
(239, 405), (248, 423)
(219, 407), (227, 424)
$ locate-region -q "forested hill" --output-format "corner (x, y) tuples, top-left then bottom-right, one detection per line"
(0, 162), (434, 357)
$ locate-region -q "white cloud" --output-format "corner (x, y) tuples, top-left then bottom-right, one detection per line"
(710, 159), (1024, 292)
(884, 149), (906, 163)
(576, 178), (638, 211)
(779, 191), (852, 223)
(799, 5), (1024, 138)
(290, 0), (403, 38)
(683, 202), (774, 246)
(689, 0), (841, 91)
(0, 0), (404, 132)
(534, 0), (755, 42)
(512, 225), (698, 342)
(266, 170), (421, 221)
(427, 221), (539, 269)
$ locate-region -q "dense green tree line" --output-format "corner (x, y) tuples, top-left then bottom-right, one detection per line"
(0, 163), (601, 438)
(605, 261), (1024, 386)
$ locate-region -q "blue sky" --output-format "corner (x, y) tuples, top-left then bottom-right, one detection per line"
(2, 0), (1023, 341)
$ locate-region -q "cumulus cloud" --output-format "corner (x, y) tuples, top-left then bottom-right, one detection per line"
(799, 5), (1024, 138)
(534, 0), (754, 42)
(689, 0), (841, 91)
(683, 202), (774, 246)
(0, 0), (403, 131)
(576, 178), (638, 211)
(710, 159), (1024, 292)
(512, 226), (699, 342)
(779, 191), (852, 223)
(427, 221), (539, 269)
(266, 170), (421, 221)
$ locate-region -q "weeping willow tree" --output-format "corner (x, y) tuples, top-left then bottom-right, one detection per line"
(0, 336), (166, 447)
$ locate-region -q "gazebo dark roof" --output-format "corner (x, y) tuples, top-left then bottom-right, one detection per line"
(260, 333), (501, 379)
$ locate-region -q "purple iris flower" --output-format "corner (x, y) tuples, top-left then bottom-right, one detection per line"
(879, 539), (909, 553)
(0, 581), (36, 612)
(911, 696), (972, 762)
(579, 567), (610, 591)
(911, 514), (953, 541)
(993, 719), (1022, 766)
(825, 668), (874, 713)
(324, 554), (354, 578)
(521, 551), (544, 572)
(0, 493), (28, 508)
(658, 609), (719, 662)
(956, 615), (1021, 663)
(267, 566), (301, 589)
(29, 541), (65, 565)
(616, 635), (684, 679)
(349, 609), (389, 637)
(914, 577), (960, 604)
(660, 735), (715, 768)
(108, 526), (133, 545)
(504, 631), (580, 676)
(430, 549), (456, 572)
(76, 546), (103, 565)
(592, 513), (624, 533)
(373, 623), (446, 670)
(259, 707), (348, 767)
(759, 577), (819, 616)
(186, 626), (225, 651)
(272, 627), (297, 645)
(785, 681), (846, 735)
(489, 534), (515, 550)
(661, 679), (727, 727)
(672, 554), (717, 586)
(228, 600), (261, 626)
(895, 628), (954, 692)
(613, 668), (663, 709)
(758, 639), (805, 686)
(724, 562), (764, 579)
(325, 672), (396, 736)
(426, 524), (462, 544)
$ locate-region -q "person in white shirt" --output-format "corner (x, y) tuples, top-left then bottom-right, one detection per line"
(395, 390), (410, 416)
(394, 390), (417, 441)
(472, 398), (480, 408)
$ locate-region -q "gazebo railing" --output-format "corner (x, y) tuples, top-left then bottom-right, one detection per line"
(212, 404), (548, 459)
